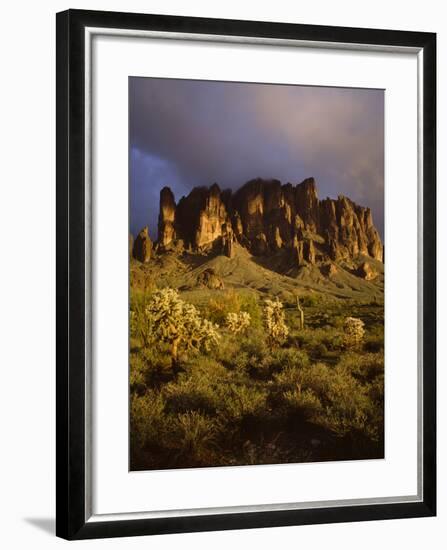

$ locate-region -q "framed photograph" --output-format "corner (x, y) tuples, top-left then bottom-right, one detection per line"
(56, 9), (436, 540)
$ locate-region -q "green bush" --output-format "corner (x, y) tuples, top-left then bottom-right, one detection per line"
(130, 346), (174, 393)
(272, 359), (381, 439)
(282, 388), (322, 418)
(163, 357), (228, 414)
(173, 411), (217, 461)
(208, 329), (269, 374)
(314, 342), (328, 357)
(338, 352), (384, 381)
(219, 383), (268, 421)
(130, 391), (168, 448)
(261, 348), (309, 378)
(207, 289), (262, 328)
(300, 294), (323, 307)
(364, 324), (384, 352)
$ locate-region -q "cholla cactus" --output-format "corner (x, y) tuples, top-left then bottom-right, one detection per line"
(226, 311), (251, 334)
(263, 298), (289, 345)
(145, 288), (220, 362)
(343, 317), (365, 347)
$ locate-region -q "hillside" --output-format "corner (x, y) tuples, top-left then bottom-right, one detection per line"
(131, 242), (383, 302)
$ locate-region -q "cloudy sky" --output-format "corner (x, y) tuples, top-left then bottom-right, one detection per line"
(129, 77), (384, 239)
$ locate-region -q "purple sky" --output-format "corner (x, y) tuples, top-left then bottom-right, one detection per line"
(129, 77), (384, 239)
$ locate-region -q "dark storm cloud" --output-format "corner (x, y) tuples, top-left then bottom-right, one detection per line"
(129, 77), (384, 239)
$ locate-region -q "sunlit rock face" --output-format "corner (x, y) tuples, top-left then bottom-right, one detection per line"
(157, 186), (177, 249)
(319, 195), (383, 262)
(194, 183), (229, 249)
(155, 177), (383, 267)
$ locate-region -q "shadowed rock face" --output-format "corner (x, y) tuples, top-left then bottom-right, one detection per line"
(174, 184), (229, 251)
(133, 227), (152, 263)
(152, 178), (383, 265)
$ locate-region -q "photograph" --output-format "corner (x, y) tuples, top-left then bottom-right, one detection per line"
(128, 77), (385, 471)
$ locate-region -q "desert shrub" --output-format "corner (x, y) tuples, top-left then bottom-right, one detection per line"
(282, 388), (323, 418)
(273, 365), (301, 391)
(130, 345), (174, 392)
(296, 362), (335, 398)
(173, 411), (217, 461)
(364, 324), (384, 352)
(163, 357), (227, 415)
(231, 333), (274, 378)
(367, 374), (385, 407)
(240, 334), (269, 360)
(130, 305), (152, 348)
(219, 383), (268, 420)
(296, 362), (379, 439)
(300, 294), (322, 307)
(338, 352), (384, 381)
(332, 315), (346, 329)
(226, 311), (251, 334)
(130, 391), (168, 448)
(239, 292), (262, 329)
(207, 289), (242, 323)
(325, 332), (345, 351)
(231, 351), (251, 373)
(208, 289), (261, 328)
(270, 356), (382, 440)
(163, 377), (218, 415)
(130, 354), (148, 394)
(264, 298), (289, 345)
(262, 348), (309, 378)
(314, 342), (328, 357)
(209, 328), (267, 373)
(321, 373), (373, 437)
(144, 288), (220, 362)
(292, 327), (338, 354)
(343, 317), (365, 348)
(218, 332), (268, 373)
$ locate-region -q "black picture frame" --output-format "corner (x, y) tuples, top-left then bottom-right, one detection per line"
(56, 9), (436, 540)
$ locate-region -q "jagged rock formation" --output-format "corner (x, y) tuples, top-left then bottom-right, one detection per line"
(173, 183), (231, 254)
(158, 187), (176, 249)
(321, 263), (338, 277)
(356, 261), (378, 281)
(133, 227), (152, 263)
(142, 178), (383, 271)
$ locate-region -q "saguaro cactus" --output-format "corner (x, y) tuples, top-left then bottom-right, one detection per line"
(296, 296), (305, 330)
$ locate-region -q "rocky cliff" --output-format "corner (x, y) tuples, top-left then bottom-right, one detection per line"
(135, 178), (383, 270)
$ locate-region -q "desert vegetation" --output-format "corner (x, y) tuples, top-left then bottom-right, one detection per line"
(130, 283), (384, 470)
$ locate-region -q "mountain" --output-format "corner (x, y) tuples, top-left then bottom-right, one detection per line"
(131, 178), (384, 301)
(155, 177), (383, 266)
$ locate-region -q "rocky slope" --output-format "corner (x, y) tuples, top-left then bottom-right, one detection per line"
(148, 178), (383, 273)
